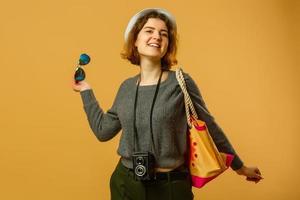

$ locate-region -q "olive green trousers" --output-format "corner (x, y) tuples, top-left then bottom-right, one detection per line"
(110, 160), (194, 200)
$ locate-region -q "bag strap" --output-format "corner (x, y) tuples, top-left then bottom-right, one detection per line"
(175, 67), (198, 128)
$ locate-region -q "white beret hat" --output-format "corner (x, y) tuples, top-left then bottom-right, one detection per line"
(124, 8), (177, 42)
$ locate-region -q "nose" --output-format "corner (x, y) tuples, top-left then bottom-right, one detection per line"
(152, 31), (162, 41)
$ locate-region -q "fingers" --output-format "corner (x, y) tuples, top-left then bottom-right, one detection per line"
(244, 167), (264, 184)
(71, 74), (84, 92)
(72, 81), (81, 92)
(254, 167), (263, 179)
(255, 167), (261, 175)
(246, 176), (263, 184)
(72, 85), (80, 92)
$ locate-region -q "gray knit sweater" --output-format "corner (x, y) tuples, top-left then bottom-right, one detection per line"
(80, 70), (243, 170)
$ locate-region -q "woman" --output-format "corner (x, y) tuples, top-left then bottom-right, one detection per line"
(72, 8), (263, 200)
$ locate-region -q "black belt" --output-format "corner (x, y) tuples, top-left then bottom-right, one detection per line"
(154, 171), (189, 181)
(120, 161), (189, 181)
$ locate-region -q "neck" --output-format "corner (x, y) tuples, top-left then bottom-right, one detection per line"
(139, 59), (163, 83)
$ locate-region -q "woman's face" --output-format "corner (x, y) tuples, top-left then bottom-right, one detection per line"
(134, 18), (169, 62)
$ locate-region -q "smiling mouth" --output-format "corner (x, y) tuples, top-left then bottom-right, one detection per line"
(148, 43), (161, 48)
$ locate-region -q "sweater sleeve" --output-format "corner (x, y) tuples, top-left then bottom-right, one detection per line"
(79, 84), (123, 142)
(183, 72), (244, 170)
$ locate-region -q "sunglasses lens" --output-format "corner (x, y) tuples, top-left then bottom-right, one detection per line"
(79, 54), (90, 65)
(74, 67), (85, 82)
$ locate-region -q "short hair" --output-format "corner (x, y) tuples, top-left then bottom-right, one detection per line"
(120, 11), (178, 70)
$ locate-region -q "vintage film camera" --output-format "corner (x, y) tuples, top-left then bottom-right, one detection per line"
(132, 152), (155, 181)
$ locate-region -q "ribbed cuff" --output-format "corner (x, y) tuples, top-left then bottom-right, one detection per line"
(231, 154), (244, 170)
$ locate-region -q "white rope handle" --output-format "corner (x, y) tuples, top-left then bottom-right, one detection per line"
(175, 67), (198, 128)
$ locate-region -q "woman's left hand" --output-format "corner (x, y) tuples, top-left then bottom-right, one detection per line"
(235, 165), (264, 184)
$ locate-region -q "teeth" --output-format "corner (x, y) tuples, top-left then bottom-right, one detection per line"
(149, 43), (160, 48)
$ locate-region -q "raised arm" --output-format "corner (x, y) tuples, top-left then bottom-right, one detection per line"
(79, 84), (123, 142)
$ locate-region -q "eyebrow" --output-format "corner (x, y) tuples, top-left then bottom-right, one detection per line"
(143, 26), (168, 33)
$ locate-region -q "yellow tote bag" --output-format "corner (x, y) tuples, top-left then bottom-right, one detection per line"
(176, 68), (234, 188)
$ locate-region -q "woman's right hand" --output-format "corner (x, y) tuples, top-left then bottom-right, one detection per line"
(72, 80), (91, 92)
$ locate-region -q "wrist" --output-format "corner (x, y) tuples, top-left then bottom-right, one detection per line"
(80, 87), (91, 92)
(235, 165), (246, 175)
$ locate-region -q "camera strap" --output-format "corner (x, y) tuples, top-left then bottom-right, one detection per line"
(133, 69), (164, 156)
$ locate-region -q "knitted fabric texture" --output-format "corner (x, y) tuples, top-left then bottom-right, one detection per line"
(80, 70), (244, 170)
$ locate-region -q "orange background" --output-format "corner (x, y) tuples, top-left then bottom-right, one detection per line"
(1, 0), (299, 199)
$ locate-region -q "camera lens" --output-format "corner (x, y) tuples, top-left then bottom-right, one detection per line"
(136, 157), (144, 165)
(135, 165), (146, 177)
